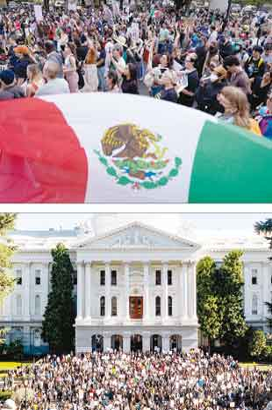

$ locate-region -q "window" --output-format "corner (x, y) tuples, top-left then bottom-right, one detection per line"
(111, 296), (117, 316)
(252, 269), (258, 285)
(100, 296), (105, 316)
(155, 296), (161, 316)
(16, 270), (22, 285)
(111, 270), (117, 286)
(33, 329), (41, 347)
(16, 295), (22, 316)
(35, 270), (41, 285)
(167, 270), (172, 286)
(35, 295), (41, 316)
(168, 296), (173, 316)
(252, 294), (258, 315)
(100, 270), (105, 286)
(155, 270), (161, 286)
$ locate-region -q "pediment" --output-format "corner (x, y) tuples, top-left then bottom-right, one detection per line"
(77, 222), (200, 250)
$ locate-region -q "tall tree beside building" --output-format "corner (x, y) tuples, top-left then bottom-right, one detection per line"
(197, 250), (247, 349)
(42, 243), (75, 353)
(197, 257), (223, 347)
(216, 250), (247, 347)
(255, 219), (272, 331)
(0, 213), (17, 302)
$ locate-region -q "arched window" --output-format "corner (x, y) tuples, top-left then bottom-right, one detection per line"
(155, 296), (161, 316)
(111, 296), (117, 316)
(16, 295), (22, 316)
(35, 295), (41, 316)
(168, 296), (173, 316)
(252, 294), (258, 315)
(100, 296), (105, 316)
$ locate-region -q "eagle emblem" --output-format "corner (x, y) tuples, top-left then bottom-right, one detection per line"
(94, 124), (182, 190)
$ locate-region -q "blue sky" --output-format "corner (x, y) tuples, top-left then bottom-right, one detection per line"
(14, 213), (272, 233)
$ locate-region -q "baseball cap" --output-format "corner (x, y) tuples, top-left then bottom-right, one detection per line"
(0, 69), (15, 85)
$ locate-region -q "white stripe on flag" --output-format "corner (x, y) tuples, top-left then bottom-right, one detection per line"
(41, 93), (213, 203)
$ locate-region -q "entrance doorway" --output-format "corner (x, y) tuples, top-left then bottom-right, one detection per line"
(150, 334), (162, 352)
(129, 297), (143, 319)
(131, 334), (142, 352)
(91, 334), (103, 352)
(170, 335), (182, 352)
(111, 335), (123, 351)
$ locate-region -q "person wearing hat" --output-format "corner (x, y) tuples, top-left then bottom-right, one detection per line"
(244, 45), (265, 84)
(0, 69), (25, 100)
(2, 399), (16, 410)
(196, 65), (228, 115)
(13, 44), (36, 85)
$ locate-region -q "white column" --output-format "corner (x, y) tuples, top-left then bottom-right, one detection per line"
(192, 262), (197, 319)
(105, 263), (111, 319)
(142, 331), (150, 352)
(187, 262), (194, 318)
(124, 263), (130, 320)
(144, 263), (149, 322)
(123, 332), (131, 353)
(77, 263), (84, 319)
(24, 263), (31, 319)
(181, 262), (188, 318)
(103, 332), (111, 352)
(243, 264), (250, 318)
(162, 332), (170, 353)
(85, 263), (91, 319)
(162, 263), (168, 320)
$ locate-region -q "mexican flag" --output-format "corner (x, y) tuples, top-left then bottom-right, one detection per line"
(0, 93), (271, 203)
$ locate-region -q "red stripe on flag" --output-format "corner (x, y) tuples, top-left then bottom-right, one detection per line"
(0, 98), (88, 203)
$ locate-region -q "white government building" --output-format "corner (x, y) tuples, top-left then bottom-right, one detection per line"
(1, 215), (272, 355)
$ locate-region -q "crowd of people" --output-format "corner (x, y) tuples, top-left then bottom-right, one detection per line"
(0, 0), (271, 137)
(1, 350), (272, 410)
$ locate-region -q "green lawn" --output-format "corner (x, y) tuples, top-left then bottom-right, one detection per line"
(0, 362), (31, 371)
(240, 362), (272, 371)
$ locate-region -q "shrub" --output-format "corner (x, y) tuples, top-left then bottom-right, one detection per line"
(248, 330), (267, 359)
(0, 391), (12, 401)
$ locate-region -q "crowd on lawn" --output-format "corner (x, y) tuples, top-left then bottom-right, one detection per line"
(0, 350), (271, 410)
(0, 1), (271, 137)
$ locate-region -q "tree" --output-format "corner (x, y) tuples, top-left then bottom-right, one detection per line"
(0, 214), (17, 302)
(0, 214), (17, 344)
(255, 219), (272, 331)
(265, 302), (272, 332)
(42, 243), (75, 353)
(249, 330), (266, 359)
(197, 257), (223, 347)
(216, 251), (248, 347)
(197, 251), (247, 350)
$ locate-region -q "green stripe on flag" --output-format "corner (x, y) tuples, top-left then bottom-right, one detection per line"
(189, 121), (272, 203)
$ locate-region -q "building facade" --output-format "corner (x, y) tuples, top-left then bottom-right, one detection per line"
(1, 216), (272, 354)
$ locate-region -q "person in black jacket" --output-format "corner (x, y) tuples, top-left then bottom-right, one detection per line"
(121, 63), (139, 94)
(0, 69), (25, 100)
(196, 65), (228, 115)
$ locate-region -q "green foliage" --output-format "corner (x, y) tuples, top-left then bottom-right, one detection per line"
(265, 302), (272, 331)
(42, 243), (75, 353)
(0, 340), (24, 359)
(0, 214), (17, 307)
(254, 219), (272, 249)
(249, 330), (267, 358)
(197, 251), (247, 349)
(0, 391), (12, 401)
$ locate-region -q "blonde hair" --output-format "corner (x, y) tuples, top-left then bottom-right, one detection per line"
(27, 64), (42, 81)
(220, 86), (251, 129)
